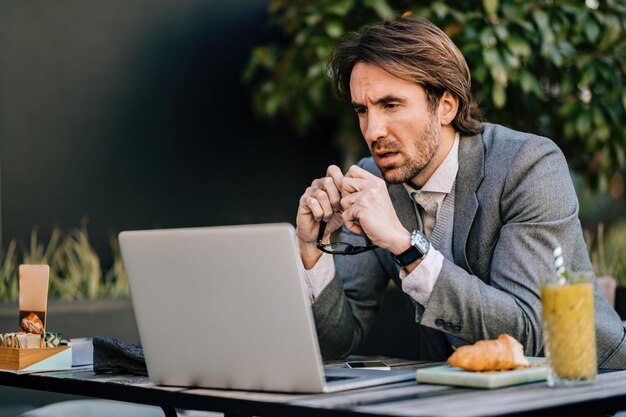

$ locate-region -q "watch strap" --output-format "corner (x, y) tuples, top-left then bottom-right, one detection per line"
(394, 246), (422, 267)
(393, 230), (429, 267)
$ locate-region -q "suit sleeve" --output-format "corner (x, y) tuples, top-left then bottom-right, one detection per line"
(310, 230), (392, 359)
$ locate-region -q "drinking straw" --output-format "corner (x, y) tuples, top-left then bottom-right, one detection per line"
(552, 244), (567, 285)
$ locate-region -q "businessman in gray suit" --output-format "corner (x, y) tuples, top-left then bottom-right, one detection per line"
(295, 17), (626, 369)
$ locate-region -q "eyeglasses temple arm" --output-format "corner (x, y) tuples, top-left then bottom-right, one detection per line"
(316, 221), (327, 245)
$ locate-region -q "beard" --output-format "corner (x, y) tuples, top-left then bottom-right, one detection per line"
(372, 113), (441, 184)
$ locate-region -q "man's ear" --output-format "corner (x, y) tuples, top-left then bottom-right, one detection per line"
(438, 91), (459, 126)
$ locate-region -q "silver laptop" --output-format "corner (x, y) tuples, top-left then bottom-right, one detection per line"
(119, 223), (415, 393)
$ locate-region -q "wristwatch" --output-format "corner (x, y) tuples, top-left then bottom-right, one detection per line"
(393, 230), (430, 267)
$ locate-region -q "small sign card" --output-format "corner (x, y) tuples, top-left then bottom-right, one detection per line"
(19, 265), (49, 335)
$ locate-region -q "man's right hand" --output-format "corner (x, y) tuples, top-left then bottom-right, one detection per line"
(296, 165), (345, 269)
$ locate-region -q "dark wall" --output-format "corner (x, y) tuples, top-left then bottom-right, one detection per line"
(0, 0), (340, 265)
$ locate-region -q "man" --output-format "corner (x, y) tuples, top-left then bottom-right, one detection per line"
(295, 16), (626, 368)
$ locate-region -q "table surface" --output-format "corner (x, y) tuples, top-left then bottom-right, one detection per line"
(1, 357), (626, 417)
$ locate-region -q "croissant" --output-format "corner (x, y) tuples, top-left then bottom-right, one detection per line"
(447, 334), (529, 371)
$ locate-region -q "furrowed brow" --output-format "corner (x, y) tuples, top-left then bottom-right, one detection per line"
(351, 95), (405, 109)
(375, 95), (405, 105)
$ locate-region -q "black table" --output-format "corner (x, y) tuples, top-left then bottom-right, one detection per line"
(2, 358), (626, 417)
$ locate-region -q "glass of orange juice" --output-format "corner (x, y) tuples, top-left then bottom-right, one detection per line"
(541, 271), (597, 387)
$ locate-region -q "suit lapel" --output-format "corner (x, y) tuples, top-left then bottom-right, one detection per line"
(453, 133), (485, 272)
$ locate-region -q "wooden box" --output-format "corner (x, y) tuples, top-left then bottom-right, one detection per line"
(0, 346), (72, 373)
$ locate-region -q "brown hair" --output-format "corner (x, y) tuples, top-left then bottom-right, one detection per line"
(327, 17), (483, 136)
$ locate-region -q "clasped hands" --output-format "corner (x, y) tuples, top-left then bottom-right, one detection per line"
(296, 165), (411, 268)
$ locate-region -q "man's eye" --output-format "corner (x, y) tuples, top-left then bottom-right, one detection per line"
(385, 103), (398, 109)
(355, 107), (367, 115)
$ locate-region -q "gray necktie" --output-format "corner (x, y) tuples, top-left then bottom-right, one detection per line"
(410, 181), (456, 251)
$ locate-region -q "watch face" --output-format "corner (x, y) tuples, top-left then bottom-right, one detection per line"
(412, 231), (430, 254)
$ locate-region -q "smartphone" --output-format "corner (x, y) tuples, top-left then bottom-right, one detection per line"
(345, 360), (391, 370)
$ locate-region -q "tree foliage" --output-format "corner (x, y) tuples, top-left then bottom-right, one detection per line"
(244, 0), (626, 189)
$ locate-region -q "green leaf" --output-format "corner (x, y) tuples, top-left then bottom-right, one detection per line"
(510, 16), (534, 32)
(584, 17), (601, 43)
(599, 15), (622, 48)
(265, 95), (280, 118)
(532, 9), (550, 34)
(560, 99), (579, 117)
(581, 66), (597, 86)
(325, 20), (344, 38)
(596, 126), (611, 142)
(327, 0), (355, 16)
(364, 0), (395, 20)
(431, 2), (449, 19)
(494, 25), (509, 42)
(492, 83), (506, 108)
(482, 0), (499, 15)
(315, 45), (330, 60)
(502, 50), (520, 68)
(533, 9), (555, 56)
(506, 36), (531, 59)
(483, 48), (508, 85)
(576, 113), (592, 137)
(295, 31), (307, 46)
(592, 108), (605, 128)
(479, 27), (498, 47)
(564, 121), (576, 139)
(500, 2), (518, 19)
(472, 62), (488, 82)
(549, 48), (563, 67)
(305, 13), (321, 27)
(306, 63), (324, 79)
(556, 40), (576, 60)
(520, 71), (542, 97)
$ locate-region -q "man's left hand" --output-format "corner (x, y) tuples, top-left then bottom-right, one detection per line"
(340, 165), (411, 255)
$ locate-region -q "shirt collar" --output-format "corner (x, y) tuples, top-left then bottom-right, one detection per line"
(403, 132), (459, 195)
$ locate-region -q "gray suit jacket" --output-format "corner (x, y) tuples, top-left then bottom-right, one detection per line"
(312, 123), (626, 369)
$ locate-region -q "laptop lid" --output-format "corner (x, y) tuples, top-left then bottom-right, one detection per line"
(120, 223), (414, 393)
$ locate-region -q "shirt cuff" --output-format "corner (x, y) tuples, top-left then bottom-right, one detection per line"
(299, 252), (336, 303)
(399, 249), (444, 307)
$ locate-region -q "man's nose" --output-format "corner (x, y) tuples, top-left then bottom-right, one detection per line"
(363, 113), (388, 143)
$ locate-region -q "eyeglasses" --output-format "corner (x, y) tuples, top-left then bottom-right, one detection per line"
(316, 221), (378, 255)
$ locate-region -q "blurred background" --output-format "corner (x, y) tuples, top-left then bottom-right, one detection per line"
(0, 0), (625, 414)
